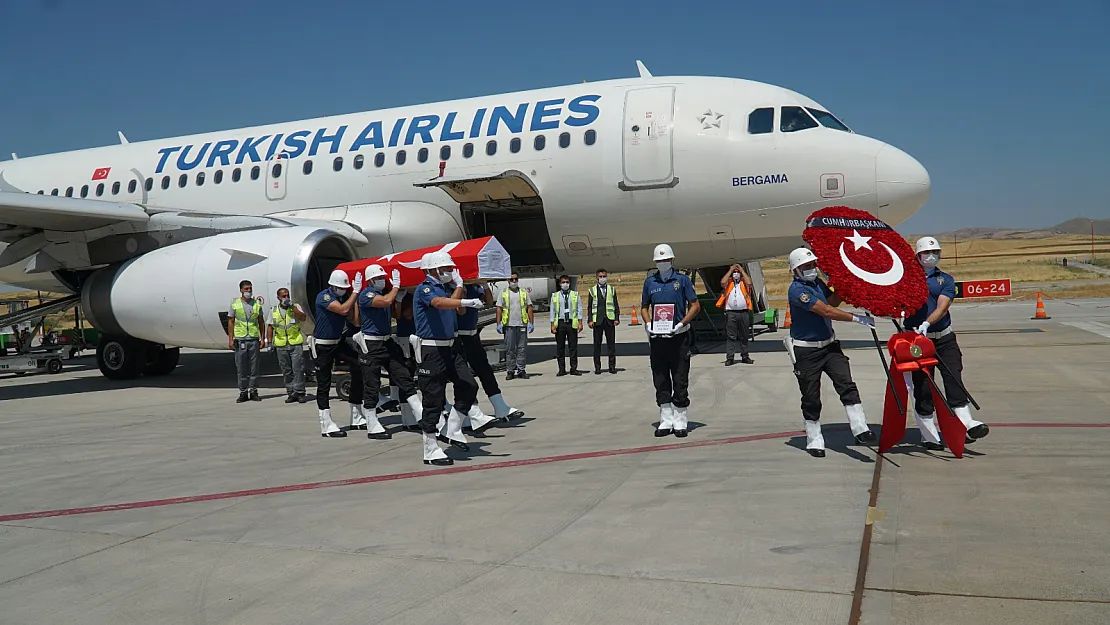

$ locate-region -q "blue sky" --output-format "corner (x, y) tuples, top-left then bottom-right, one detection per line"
(0, 0), (1107, 233)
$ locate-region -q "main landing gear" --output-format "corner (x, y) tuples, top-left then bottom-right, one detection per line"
(96, 335), (180, 380)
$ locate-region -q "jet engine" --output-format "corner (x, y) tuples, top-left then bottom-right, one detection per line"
(81, 226), (356, 379)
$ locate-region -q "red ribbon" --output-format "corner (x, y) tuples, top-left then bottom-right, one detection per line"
(879, 332), (967, 457)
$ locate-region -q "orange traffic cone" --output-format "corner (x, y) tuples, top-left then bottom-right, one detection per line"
(630, 306), (640, 326)
(783, 309), (791, 328)
(1031, 292), (1051, 320)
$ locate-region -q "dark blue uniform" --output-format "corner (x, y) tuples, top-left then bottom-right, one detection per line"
(787, 277), (860, 422)
(413, 277), (478, 436)
(312, 287), (363, 410)
(905, 266), (969, 414)
(356, 286), (417, 423)
(455, 284), (501, 399)
(641, 271), (698, 408)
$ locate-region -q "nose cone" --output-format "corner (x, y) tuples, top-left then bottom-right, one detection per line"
(876, 144), (930, 224)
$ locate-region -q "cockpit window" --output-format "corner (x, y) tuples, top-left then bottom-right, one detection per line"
(806, 107), (851, 132)
(747, 108), (774, 134)
(780, 106), (818, 133)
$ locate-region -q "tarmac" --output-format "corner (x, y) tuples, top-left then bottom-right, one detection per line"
(2, 297), (1109, 624)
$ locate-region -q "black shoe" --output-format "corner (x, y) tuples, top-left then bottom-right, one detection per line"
(236, 392), (248, 403)
(674, 429), (688, 438)
(855, 431), (877, 445)
(807, 449), (826, 458)
(249, 390), (261, 402)
(377, 400), (400, 414)
(556, 370), (567, 377)
(285, 394), (298, 404)
(438, 435), (469, 452)
(595, 368), (602, 375)
(322, 430), (348, 438)
(725, 359), (735, 366)
(517, 371), (528, 380)
(923, 441), (945, 451)
(425, 458), (454, 466)
(967, 424), (989, 440)
(368, 431), (391, 440)
(654, 428), (673, 437)
(609, 367), (617, 374)
(741, 356), (754, 364)
(965, 436), (976, 444)
(297, 394), (308, 404)
(506, 370), (516, 380)
(570, 370), (583, 376)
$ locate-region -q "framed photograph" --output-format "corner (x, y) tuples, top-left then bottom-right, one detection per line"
(651, 303), (675, 334)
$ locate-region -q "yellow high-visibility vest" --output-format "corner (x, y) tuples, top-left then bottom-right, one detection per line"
(230, 298), (262, 339)
(588, 285), (617, 322)
(552, 290), (581, 329)
(271, 306), (304, 346)
(499, 288), (530, 325)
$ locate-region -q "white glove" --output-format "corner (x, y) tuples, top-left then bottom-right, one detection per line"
(852, 313), (875, 328)
(915, 321), (930, 335)
(390, 269), (401, 288)
(351, 271), (363, 293)
(670, 321), (685, 335)
(643, 321), (652, 337)
(460, 298), (482, 308)
(451, 269), (463, 288)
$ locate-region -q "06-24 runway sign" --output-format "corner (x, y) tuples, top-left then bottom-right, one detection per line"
(954, 279), (1011, 298)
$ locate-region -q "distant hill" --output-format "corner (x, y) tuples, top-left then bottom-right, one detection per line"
(925, 217), (1110, 241)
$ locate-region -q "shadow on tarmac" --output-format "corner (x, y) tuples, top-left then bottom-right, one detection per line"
(784, 424), (988, 462)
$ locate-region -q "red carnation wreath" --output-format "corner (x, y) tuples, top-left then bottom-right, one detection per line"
(801, 206), (927, 319)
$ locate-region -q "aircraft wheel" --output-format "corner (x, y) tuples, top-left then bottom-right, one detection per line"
(97, 335), (145, 380)
(144, 346), (180, 376)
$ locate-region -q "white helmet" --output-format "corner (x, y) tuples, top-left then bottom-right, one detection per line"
(788, 247), (819, 271)
(915, 236), (941, 255)
(420, 250), (456, 271)
(365, 264), (387, 280)
(328, 269), (351, 289)
(653, 243), (675, 261)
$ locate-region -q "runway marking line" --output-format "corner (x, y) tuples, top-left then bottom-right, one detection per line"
(1, 422), (1106, 524)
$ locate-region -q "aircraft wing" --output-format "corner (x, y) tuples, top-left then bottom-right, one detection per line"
(0, 191), (150, 233)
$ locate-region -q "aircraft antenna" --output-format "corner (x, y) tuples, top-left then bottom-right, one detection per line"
(118, 131), (129, 144)
(635, 60), (652, 78)
(10, 153), (17, 160)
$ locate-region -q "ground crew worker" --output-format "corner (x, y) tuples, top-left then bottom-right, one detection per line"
(906, 236), (990, 449)
(496, 273), (534, 380)
(719, 263), (755, 366)
(310, 269), (362, 439)
(227, 280), (265, 403)
(550, 274), (583, 376)
(352, 264), (415, 441)
(393, 291), (422, 430)
(587, 268), (620, 375)
(784, 248), (877, 457)
(413, 251), (484, 465)
(456, 282), (525, 427)
(268, 287), (308, 403)
(640, 244), (701, 438)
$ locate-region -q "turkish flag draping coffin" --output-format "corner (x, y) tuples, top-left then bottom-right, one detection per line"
(336, 236), (512, 290)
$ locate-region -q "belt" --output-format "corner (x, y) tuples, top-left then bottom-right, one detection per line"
(312, 338), (339, 345)
(927, 326), (953, 339)
(420, 339), (454, 347)
(362, 334), (390, 341)
(792, 337), (835, 348)
(457, 329), (478, 336)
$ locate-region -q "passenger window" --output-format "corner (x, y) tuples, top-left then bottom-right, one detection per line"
(51, 189), (59, 196)
(95, 183), (104, 197)
(584, 129), (597, 145)
(303, 160), (314, 175)
(806, 107), (851, 132)
(196, 172), (205, 186)
(333, 157), (343, 171)
(417, 148), (428, 163)
(145, 178), (153, 191)
(747, 108), (774, 134)
(232, 168), (242, 182)
(374, 153), (385, 167)
(112, 181), (121, 195)
(780, 106), (818, 133)
(396, 150), (407, 165)
(161, 176), (170, 190)
(251, 166), (261, 180)
(354, 154), (364, 169)
(486, 140), (497, 156)
(127, 180), (137, 194)
(510, 138), (521, 153)
(214, 170), (223, 184)
(37, 190), (44, 195)
(440, 145), (451, 161)
(178, 174), (187, 188)
(463, 143), (474, 158)
(65, 187), (74, 197)
(534, 135), (546, 150)
(558, 132), (570, 148)
(80, 185), (88, 198)
(271, 163), (282, 178)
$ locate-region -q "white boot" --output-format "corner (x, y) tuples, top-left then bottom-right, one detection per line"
(365, 407), (390, 439)
(489, 393), (524, 420)
(804, 420), (825, 456)
(422, 432), (452, 465)
(844, 404), (876, 443)
(349, 404), (368, 430)
(320, 409), (347, 438)
(654, 403), (675, 437)
(915, 412), (943, 446)
(401, 394), (423, 429)
(672, 405), (689, 437)
(954, 405), (989, 439)
(467, 404), (499, 433)
(442, 407), (468, 445)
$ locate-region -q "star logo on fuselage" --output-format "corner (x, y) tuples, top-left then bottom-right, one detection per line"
(698, 109), (724, 129)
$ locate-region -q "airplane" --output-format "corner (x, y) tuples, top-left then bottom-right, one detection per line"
(0, 61), (929, 381)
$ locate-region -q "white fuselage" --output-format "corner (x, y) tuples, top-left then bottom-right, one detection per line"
(0, 75), (930, 293)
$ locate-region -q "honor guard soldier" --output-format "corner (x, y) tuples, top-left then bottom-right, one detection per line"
(393, 291), (422, 430)
(228, 280), (266, 403)
(456, 281), (525, 427)
(785, 248), (877, 457)
(268, 287), (309, 403)
(906, 237), (989, 449)
(412, 251), (484, 465)
(550, 275), (584, 376)
(310, 269), (363, 439)
(588, 268), (620, 374)
(640, 244), (701, 438)
(352, 264), (416, 441)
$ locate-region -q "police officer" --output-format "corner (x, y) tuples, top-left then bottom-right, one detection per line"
(640, 244), (701, 438)
(348, 264), (407, 440)
(268, 287), (308, 403)
(227, 280), (266, 403)
(588, 268), (620, 374)
(906, 237), (990, 449)
(393, 290), (422, 430)
(310, 269), (362, 439)
(456, 281), (525, 428)
(785, 248), (877, 457)
(412, 251), (484, 465)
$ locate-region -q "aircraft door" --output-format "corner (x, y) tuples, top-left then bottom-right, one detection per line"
(619, 86), (676, 190)
(266, 153), (288, 201)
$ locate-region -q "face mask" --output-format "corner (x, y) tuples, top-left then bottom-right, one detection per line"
(597, 277), (607, 285)
(656, 261), (673, 275)
(280, 297), (291, 308)
(560, 283), (570, 291)
(241, 291), (252, 299)
(509, 281), (519, 290)
(371, 279), (386, 291)
(331, 287), (347, 297)
(919, 253), (939, 269)
(732, 272), (741, 281)
(800, 268), (819, 282)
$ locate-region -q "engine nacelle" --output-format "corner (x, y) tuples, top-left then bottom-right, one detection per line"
(82, 226), (356, 349)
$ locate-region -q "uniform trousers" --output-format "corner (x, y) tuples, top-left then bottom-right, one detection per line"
(911, 332), (968, 414)
(793, 341), (860, 422)
(649, 331), (692, 407)
(359, 338), (417, 410)
(459, 333), (501, 398)
(234, 338), (260, 392)
(314, 339), (363, 410)
(555, 320), (579, 372)
(416, 344), (478, 434)
(592, 319), (616, 370)
(503, 325), (528, 372)
(274, 344), (306, 396)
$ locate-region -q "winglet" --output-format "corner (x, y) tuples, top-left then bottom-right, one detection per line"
(635, 60), (652, 78)
(118, 131), (129, 145)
